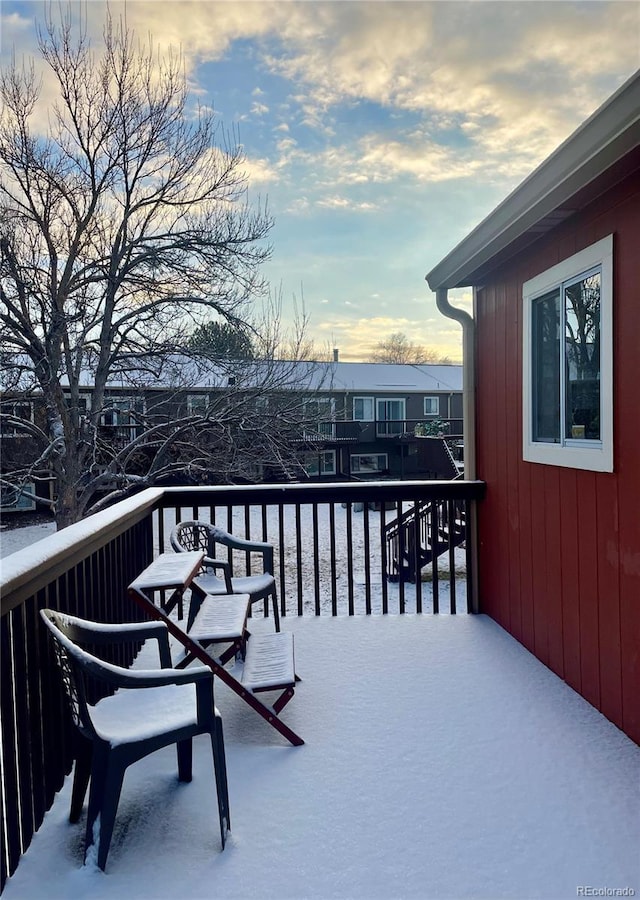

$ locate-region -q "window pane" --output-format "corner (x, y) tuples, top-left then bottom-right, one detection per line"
(353, 397), (373, 421)
(565, 273), (600, 440)
(351, 453), (387, 473)
(532, 290), (561, 443)
(376, 399), (405, 436)
(424, 396), (439, 415)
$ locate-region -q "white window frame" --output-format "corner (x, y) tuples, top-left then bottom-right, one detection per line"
(353, 396), (374, 421)
(376, 397), (406, 437)
(350, 452), (388, 474)
(522, 234), (613, 472)
(424, 396), (440, 416)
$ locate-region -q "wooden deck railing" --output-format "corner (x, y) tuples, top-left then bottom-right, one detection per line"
(0, 478), (484, 891)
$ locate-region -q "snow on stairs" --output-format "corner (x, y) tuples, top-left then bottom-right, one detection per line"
(385, 499), (466, 583)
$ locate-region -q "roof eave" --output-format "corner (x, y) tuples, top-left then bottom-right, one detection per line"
(426, 70), (640, 291)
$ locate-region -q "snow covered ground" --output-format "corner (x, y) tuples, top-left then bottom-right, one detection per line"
(1, 518), (57, 557)
(3, 613), (638, 900)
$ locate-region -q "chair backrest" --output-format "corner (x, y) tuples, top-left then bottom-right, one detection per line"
(171, 521), (275, 579)
(171, 521), (217, 557)
(40, 610), (107, 741)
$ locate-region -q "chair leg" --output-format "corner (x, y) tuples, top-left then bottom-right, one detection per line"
(210, 715), (230, 847)
(271, 590), (281, 632)
(84, 744), (107, 866)
(94, 754), (128, 872)
(70, 736), (92, 823)
(177, 738), (193, 782)
(84, 745), (126, 872)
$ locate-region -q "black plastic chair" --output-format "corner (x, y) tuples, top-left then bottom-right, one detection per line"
(170, 520), (280, 631)
(40, 609), (230, 871)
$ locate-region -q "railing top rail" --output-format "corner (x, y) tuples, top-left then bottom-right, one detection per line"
(1, 488), (163, 615)
(158, 480), (486, 507)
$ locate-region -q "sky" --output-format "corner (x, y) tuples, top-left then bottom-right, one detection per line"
(1, 1), (638, 361)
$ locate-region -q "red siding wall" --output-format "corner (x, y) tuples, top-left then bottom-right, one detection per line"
(475, 169), (640, 744)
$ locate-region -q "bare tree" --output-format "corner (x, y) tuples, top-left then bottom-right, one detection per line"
(370, 332), (452, 365)
(0, 9), (282, 527)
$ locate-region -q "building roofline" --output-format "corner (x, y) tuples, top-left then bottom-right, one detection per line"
(426, 70), (640, 290)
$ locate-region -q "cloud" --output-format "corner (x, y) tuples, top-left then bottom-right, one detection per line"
(316, 196), (378, 212)
(259, 1), (638, 176)
(251, 101), (269, 116)
(313, 313), (464, 362)
(240, 155), (280, 186)
(5, 2), (636, 183)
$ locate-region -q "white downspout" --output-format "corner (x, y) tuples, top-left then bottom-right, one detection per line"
(434, 288), (476, 480)
(433, 285), (480, 613)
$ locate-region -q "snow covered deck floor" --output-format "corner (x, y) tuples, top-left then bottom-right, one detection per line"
(5, 614), (639, 900)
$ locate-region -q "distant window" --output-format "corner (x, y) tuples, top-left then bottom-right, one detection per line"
(304, 397), (335, 438)
(305, 450), (336, 476)
(353, 396), (374, 421)
(424, 396), (440, 416)
(0, 400), (33, 436)
(351, 453), (388, 474)
(376, 398), (405, 436)
(188, 394), (210, 416)
(523, 235), (613, 472)
(100, 397), (145, 443)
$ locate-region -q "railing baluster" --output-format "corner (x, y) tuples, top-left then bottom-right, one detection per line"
(414, 500), (422, 614)
(346, 502), (354, 616)
(278, 503), (286, 618)
(448, 499), (457, 614)
(312, 503), (320, 616)
(397, 501), (405, 614)
(431, 500), (439, 615)
(329, 502), (338, 616)
(2, 610), (22, 881)
(295, 505), (303, 615)
(363, 503), (371, 615)
(380, 503), (388, 615)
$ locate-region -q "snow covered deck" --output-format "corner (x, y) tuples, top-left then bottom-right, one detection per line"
(4, 613), (638, 900)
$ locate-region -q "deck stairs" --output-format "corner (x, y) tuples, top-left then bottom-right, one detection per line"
(384, 498), (466, 583)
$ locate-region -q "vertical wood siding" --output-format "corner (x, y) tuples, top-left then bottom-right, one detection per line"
(475, 170), (640, 744)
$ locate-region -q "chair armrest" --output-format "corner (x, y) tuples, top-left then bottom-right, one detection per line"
(221, 534), (273, 554)
(202, 557), (233, 592)
(212, 533), (275, 575)
(83, 651), (214, 690)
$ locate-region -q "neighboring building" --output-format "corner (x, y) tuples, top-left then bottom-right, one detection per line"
(0, 360), (463, 510)
(289, 361), (463, 481)
(427, 71), (640, 743)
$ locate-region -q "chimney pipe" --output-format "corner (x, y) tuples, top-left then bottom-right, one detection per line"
(333, 348), (339, 362)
